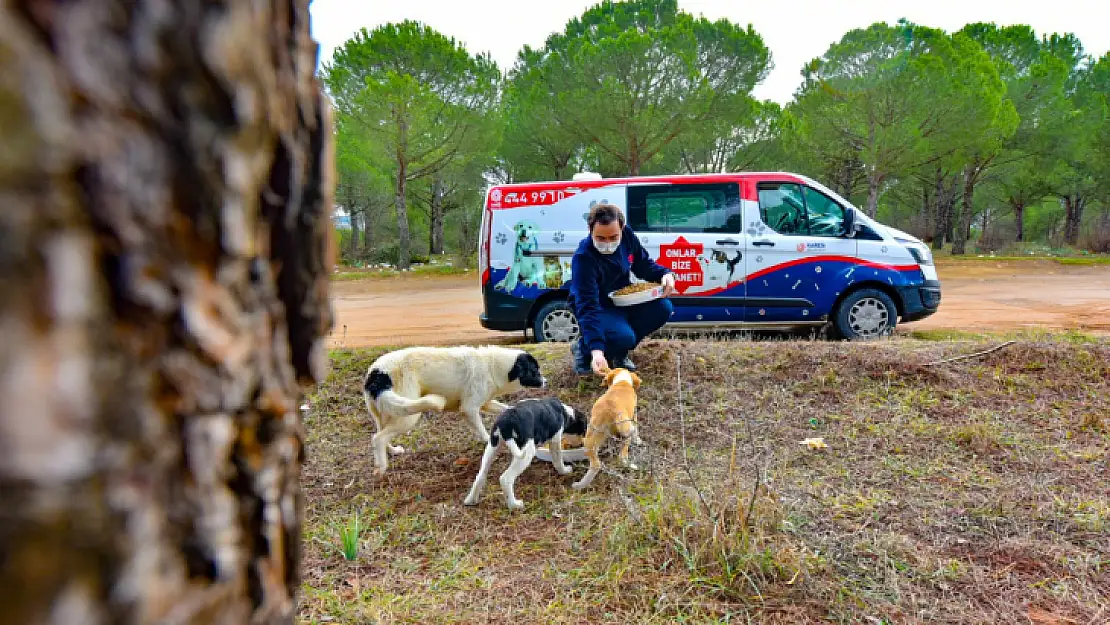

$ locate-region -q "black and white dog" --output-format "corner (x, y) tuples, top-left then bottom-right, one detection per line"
(463, 398), (588, 510)
(362, 346), (546, 475)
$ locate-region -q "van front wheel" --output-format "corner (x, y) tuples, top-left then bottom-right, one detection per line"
(533, 300), (580, 343)
(832, 289), (897, 340)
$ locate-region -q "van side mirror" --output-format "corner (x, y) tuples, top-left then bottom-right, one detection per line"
(843, 208), (859, 238)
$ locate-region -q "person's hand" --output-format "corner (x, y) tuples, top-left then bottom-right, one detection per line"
(591, 350), (609, 375)
(661, 273), (676, 297)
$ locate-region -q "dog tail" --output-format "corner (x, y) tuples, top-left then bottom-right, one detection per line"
(376, 390), (447, 415)
(363, 369), (447, 415)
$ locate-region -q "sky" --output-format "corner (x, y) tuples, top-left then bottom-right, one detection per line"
(309, 0), (1110, 104)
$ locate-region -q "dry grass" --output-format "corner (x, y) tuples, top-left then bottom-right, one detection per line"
(299, 334), (1110, 624)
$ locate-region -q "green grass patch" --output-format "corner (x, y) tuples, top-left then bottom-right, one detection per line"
(332, 263), (472, 282)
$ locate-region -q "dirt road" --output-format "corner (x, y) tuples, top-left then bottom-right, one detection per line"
(327, 260), (1110, 348)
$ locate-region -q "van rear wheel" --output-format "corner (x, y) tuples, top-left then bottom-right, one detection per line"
(832, 289), (897, 340)
(533, 300), (580, 343)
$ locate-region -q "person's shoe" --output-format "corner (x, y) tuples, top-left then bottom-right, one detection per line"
(613, 355), (637, 372)
(569, 340), (592, 375)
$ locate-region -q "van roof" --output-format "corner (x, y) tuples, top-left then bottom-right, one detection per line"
(490, 171), (809, 190)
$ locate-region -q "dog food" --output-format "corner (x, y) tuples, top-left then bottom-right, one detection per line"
(612, 282), (661, 297)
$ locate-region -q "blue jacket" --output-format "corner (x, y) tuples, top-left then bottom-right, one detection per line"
(569, 225), (671, 352)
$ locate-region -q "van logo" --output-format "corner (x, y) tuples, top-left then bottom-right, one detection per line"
(797, 241), (827, 253)
(490, 189), (502, 202)
(796, 242), (806, 252)
(657, 236), (704, 294)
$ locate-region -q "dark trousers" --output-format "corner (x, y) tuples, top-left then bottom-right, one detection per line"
(582, 298), (674, 363)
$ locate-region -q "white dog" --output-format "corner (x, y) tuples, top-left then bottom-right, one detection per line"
(495, 220), (546, 292)
(362, 346), (546, 475)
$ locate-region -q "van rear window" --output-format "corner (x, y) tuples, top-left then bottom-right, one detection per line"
(627, 183), (742, 233)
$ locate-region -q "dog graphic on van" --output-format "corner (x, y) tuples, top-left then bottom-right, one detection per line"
(697, 249), (743, 289)
(495, 220), (546, 292)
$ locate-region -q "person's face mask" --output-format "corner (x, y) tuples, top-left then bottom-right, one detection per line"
(593, 237), (620, 254)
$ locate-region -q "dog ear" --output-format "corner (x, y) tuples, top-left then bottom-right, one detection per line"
(603, 368), (618, 387)
(631, 372), (642, 390)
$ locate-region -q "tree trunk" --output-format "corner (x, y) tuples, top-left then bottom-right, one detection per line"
(931, 169), (947, 250)
(394, 114), (412, 269)
(1012, 200), (1026, 242)
(360, 209), (372, 251)
(865, 171), (880, 218)
(429, 176), (445, 256)
(951, 166), (978, 255)
(920, 180), (932, 242)
(1063, 194), (1085, 247)
(459, 206), (478, 269)
(0, 2), (334, 624)
(349, 207), (363, 258)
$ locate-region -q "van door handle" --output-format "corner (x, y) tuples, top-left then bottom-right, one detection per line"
(715, 239), (739, 246)
(752, 240), (775, 247)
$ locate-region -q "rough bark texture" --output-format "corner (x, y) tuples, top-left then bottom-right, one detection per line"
(0, 1), (334, 624)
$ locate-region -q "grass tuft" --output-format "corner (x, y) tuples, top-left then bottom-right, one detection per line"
(336, 509), (363, 561)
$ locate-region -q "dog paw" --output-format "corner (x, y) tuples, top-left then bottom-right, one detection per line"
(463, 496), (479, 506)
(507, 499), (525, 510)
(556, 465), (573, 476)
(629, 462), (640, 471)
(571, 480), (588, 490)
(389, 445), (405, 455)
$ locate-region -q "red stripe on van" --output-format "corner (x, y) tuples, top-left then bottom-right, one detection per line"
(672, 256), (919, 298)
(744, 256), (918, 282)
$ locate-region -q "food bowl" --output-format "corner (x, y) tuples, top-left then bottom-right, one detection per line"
(609, 282), (664, 307)
(535, 446), (588, 463)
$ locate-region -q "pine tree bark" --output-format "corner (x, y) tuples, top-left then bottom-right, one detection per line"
(0, 2), (335, 624)
(429, 175), (445, 256)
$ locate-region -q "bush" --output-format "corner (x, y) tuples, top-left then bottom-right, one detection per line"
(1080, 218), (1110, 253)
(367, 244), (399, 266)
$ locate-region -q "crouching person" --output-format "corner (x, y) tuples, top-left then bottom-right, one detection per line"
(568, 203), (675, 375)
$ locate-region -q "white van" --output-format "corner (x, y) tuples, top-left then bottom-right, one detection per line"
(478, 172), (940, 342)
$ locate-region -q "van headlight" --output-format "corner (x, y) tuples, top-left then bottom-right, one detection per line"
(904, 243), (933, 266)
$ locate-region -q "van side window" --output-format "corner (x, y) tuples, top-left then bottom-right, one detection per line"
(802, 187), (846, 237)
(758, 183), (806, 235)
(627, 183), (742, 233)
(758, 183), (846, 237)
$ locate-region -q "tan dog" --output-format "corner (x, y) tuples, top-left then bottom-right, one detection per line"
(571, 368), (643, 490)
